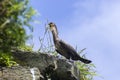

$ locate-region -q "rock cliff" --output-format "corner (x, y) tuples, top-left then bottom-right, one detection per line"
(0, 50), (80, 80)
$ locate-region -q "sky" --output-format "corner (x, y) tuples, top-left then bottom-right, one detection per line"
(29, 0), (120, 80)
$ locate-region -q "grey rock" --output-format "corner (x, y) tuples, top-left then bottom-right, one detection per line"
(0, 66), (41, 80)
(0, 50), (80, 80)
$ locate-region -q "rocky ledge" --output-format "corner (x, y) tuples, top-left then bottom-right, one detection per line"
(0, 50), (80, 80)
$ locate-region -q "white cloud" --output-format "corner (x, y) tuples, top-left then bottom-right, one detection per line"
(65, 0), (120, 48)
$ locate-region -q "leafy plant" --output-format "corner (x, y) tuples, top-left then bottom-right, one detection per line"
(76, 62), (96, 80)
(0, 0), (36, 67)
(0, 51), (16, 67)
(75, 49), (97, 80)
(19, 44), (33, 51)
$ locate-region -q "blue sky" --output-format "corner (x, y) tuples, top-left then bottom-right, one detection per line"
(29, 0), (120, 80)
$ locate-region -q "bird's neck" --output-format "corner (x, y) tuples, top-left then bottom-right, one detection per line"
(52, 30), (59, 43)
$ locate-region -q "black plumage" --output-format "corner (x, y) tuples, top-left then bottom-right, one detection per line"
(48, 22), (91, 64)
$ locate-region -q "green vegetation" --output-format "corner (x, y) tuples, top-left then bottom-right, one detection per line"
(76, 61), (96, 80)
(76, 51), (96, 80)
(75, 49), (97, 80)
(0, 0), (36, 66)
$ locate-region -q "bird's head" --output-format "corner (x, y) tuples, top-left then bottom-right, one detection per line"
(48, 22), (58, 34)
(48, 22), (56, 30)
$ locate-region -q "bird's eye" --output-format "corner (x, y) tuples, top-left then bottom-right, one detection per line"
(49, 25), (52, 27)
(49, 23), (54, 28)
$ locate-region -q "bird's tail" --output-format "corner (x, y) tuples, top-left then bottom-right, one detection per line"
(79, 57), (92, 64)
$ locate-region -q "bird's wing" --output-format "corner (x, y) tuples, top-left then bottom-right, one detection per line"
(59, 40), (77, 54)
(59, 40), (92, 63)
(59, 40), (81, 60)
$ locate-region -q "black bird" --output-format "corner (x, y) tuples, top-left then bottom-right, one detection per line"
(48, 22), (91, 64)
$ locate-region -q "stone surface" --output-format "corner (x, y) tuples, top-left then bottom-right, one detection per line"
(0, 66), (41, 80)
(0, 50), (80, 80)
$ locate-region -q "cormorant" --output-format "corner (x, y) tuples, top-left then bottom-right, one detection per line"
(48, 22), (91, 64)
